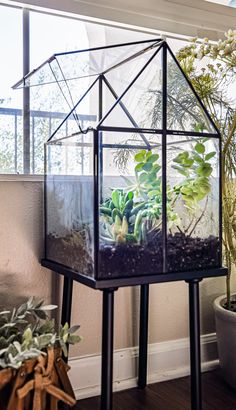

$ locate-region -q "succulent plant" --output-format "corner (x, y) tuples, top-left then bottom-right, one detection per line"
(100, 150), (162, 245)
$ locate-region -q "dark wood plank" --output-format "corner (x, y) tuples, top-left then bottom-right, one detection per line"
(66, 370), (236, 410)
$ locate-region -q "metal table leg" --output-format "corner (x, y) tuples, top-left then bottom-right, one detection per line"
(138, 284), (149, 389)
(61, 276), (73, 363)
(101, 289), (115, 410)
(61, 276), (74, 325)
(187, 279), (202, 410)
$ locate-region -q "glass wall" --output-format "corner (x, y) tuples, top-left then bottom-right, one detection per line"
(45, 130), (94, 276)
(166, 136), (220, 272)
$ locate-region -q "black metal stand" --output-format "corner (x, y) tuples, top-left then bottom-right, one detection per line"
(188, 279), (202, 410)
(61, 276), (73, 363)
(61, 276), (74, 325)
(138, 284), (149, 389)
(57, 274), (219, 410)
(101, 289), (115, 410)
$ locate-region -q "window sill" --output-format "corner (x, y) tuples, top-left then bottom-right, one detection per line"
(0, 174), (44, 182)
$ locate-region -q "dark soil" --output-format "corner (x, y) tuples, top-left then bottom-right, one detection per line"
(166, 232), (220, 273)
(223, 300), (236, 312)
(46, 232), (94, 277)
(99, 233), (220, 278)
(99, 235), (163, 278)
(46, 232), (220, 279)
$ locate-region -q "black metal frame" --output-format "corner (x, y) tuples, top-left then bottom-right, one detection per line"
(42, 40), (223, 285)
(15, 38), (227, 410)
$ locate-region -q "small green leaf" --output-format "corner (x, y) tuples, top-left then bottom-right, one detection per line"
(205, 151), (216, 161)
(196, 163), (212, 177)
(183, 158), (194, 167)
(147, 154), (159, 163)
(23, 328), (33, 342)
(36, 334), (54, 348)
(40, 305), (57, 311)
(100, 207), (112, 216)
(142, 162), (152, 172)
(125, 191), (134, 201)
(193, 154), (204, 164)
(135, 163), (144, 172)
(152, 164), (161, 173)
(111, 190), (120, 208)
(62, 323), (69, 332)
(134, 151), (146, 163)
(195, 143), (205, 154)
(68, 334), (81, 344)
(173, 151), (189, 164)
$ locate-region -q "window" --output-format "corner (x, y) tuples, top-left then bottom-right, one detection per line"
(0, 4), (187, 175)
(0, 5), (22, 173)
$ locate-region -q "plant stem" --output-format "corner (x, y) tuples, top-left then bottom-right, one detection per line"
(188, 197), (208, 237)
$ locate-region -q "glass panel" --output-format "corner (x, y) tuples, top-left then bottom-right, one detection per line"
(16, 39), (160, 88)
(102, 46), (162, 129)
(45, 78), (99, 142)
(167, 49), (217, 133)
(45, 130), (94, 277)
(166, 135), (220, 272)
(98, 131), (162, 278)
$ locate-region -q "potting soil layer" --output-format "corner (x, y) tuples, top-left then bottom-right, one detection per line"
(46, 232), (220, 279)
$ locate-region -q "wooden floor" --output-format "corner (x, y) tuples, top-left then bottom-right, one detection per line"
(74, 370), (236, 410)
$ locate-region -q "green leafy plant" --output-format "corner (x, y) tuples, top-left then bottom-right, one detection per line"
(100, 134), (217, 244)
(0, 298), (81, 369)
(172, 138), (215, 211)
(176, 30), (236, 308)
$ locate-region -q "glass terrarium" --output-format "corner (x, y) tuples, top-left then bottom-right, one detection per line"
(14, 39), (223, 286)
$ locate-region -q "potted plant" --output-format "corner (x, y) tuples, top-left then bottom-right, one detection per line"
(0, 297), (81, 409)
(176, 30), (236, 389)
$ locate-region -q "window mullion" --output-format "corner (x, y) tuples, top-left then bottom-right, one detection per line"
(23, 7), (30, 174)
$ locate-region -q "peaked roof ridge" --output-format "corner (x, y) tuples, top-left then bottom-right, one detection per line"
(98, 42), (164, 128)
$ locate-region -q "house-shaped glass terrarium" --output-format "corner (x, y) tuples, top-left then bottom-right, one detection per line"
(14, 39), (224, 287)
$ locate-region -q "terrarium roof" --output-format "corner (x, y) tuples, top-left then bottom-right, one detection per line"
(13, 39), (162, 88)
(13, 38), (220, 142)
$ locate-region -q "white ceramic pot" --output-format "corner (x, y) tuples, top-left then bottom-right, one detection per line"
(214, 294), (236, 390)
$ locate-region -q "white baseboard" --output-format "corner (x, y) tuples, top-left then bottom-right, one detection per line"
(68, 333), (219, 401)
